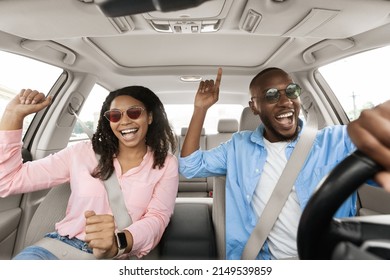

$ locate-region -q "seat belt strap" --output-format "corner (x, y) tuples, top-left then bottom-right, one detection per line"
(69, 104), (94, 139)
(241, 101), (318, 260)
(94, 154), (133, 229)
(69, 105), (132, 229)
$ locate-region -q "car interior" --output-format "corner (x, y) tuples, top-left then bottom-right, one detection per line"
(1, 0), (390, 260)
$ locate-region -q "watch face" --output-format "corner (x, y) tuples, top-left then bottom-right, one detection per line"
(117, 232), (128, 249)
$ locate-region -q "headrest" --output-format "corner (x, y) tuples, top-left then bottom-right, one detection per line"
(217, 119), (238, 133)
(181, 127), (206, 136)
(239, 107), (260, 131)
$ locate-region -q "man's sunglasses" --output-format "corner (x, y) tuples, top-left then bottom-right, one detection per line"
(251, 83), (302, 104)
(104, 106), (145, 123)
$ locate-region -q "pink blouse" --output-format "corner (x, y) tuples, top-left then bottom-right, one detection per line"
(0, 129), (179, 258)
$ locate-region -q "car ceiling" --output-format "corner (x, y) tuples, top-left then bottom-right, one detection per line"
(0, 0), (390, 104)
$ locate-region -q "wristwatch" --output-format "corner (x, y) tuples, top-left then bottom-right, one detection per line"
(114, 231), (127, 257)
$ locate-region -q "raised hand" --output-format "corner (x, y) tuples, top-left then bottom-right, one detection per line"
(180, 68), (223, 157)
(11, 89), (51, 115)
(0, 89), (52, 130)
(194, 67), (222, 111)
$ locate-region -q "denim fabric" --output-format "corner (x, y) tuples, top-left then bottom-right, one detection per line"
(13, 245), (58, 260)
(13, 232), (92, 260)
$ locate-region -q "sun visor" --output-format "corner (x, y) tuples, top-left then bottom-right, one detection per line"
(0, 0), (135, 40)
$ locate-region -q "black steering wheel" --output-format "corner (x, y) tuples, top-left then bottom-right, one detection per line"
(297, 150), (390, 260)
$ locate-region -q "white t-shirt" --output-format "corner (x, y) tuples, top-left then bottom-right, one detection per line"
(251, 139), (302, 259)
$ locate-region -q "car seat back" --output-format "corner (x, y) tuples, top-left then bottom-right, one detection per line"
(212, 107), (259, 259)
(23, 183), (69, 251)
(177, 127), (209, 197)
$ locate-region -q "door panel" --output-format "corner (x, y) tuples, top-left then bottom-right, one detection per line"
(358, 184), (390, 216)
(0, 195), (22, 259)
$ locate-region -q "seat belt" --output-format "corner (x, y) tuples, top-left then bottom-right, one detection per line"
(94, 154), (133, 229)
(69, 104), (132, 229)
(241, 101), (318, 260)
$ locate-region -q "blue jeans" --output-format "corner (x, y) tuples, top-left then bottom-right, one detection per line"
(13, 232), (93, 260)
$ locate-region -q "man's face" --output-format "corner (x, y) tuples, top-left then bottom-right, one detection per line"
(249, 69), (301, 142)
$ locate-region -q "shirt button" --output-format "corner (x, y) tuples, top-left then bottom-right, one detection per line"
(255, 168), (259, 173)
(247, 195), (250, 201)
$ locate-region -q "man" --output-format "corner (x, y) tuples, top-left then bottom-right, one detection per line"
(179, 67), (390, 260)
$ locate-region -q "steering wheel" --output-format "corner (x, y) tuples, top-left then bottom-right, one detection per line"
(297, 150), (390, 260)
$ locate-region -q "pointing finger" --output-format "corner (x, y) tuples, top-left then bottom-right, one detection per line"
(215, 67), (222, 89)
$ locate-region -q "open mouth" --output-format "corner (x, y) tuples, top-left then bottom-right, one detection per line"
(120, 128), (138, 140)
(275, 111), (294, 128)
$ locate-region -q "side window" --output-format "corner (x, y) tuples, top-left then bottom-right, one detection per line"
(0, 50), (63, 136)
(319, 46), (390, 120)
(69, 84), (109, 143)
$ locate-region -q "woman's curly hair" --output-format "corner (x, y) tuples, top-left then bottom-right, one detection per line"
(91, 86), (176, 180)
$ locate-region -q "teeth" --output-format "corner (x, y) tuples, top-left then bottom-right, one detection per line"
(276, 112), (293, 119)
(121, 128), (137, 134)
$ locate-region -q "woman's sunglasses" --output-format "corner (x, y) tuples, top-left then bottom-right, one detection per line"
(104, 106), (145, 123)
(251, 83), (302, 104)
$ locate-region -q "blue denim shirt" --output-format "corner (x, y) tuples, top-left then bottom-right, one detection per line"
(179, 120), (357, 260)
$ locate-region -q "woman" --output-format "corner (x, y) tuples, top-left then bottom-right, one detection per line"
(0, 86), (178, 259)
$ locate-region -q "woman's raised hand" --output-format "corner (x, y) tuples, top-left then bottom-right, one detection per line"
(13, 89), (51, 116)
(0, 89), (52, 130)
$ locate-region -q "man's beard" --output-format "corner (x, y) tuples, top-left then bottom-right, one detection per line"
(259, 112), (299, 142)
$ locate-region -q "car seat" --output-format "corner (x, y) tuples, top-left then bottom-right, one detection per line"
(212, 107), (259, 259)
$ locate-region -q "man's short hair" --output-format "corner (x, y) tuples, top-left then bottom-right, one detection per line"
(249, 67), (286, 90)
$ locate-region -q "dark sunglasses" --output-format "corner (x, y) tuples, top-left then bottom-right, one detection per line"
(251, 83), (302, 104)
(104, 106), (145, 123)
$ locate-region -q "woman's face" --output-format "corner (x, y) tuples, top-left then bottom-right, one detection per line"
(107, 95), (152, 152)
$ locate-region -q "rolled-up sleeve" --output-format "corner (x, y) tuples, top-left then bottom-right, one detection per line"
(179, 142), (229, 179)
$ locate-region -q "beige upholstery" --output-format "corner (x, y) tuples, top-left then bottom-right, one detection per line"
(207, 119), (238, 149)
(212, 176), (226, 259)
(217, 119), (239, 133)
(206, 119), (238, 201)
(177, 127), (209, 197)
(211, 108), (259, 259)
(239, 107), (260, 131)
(23, 183), (70, 251)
